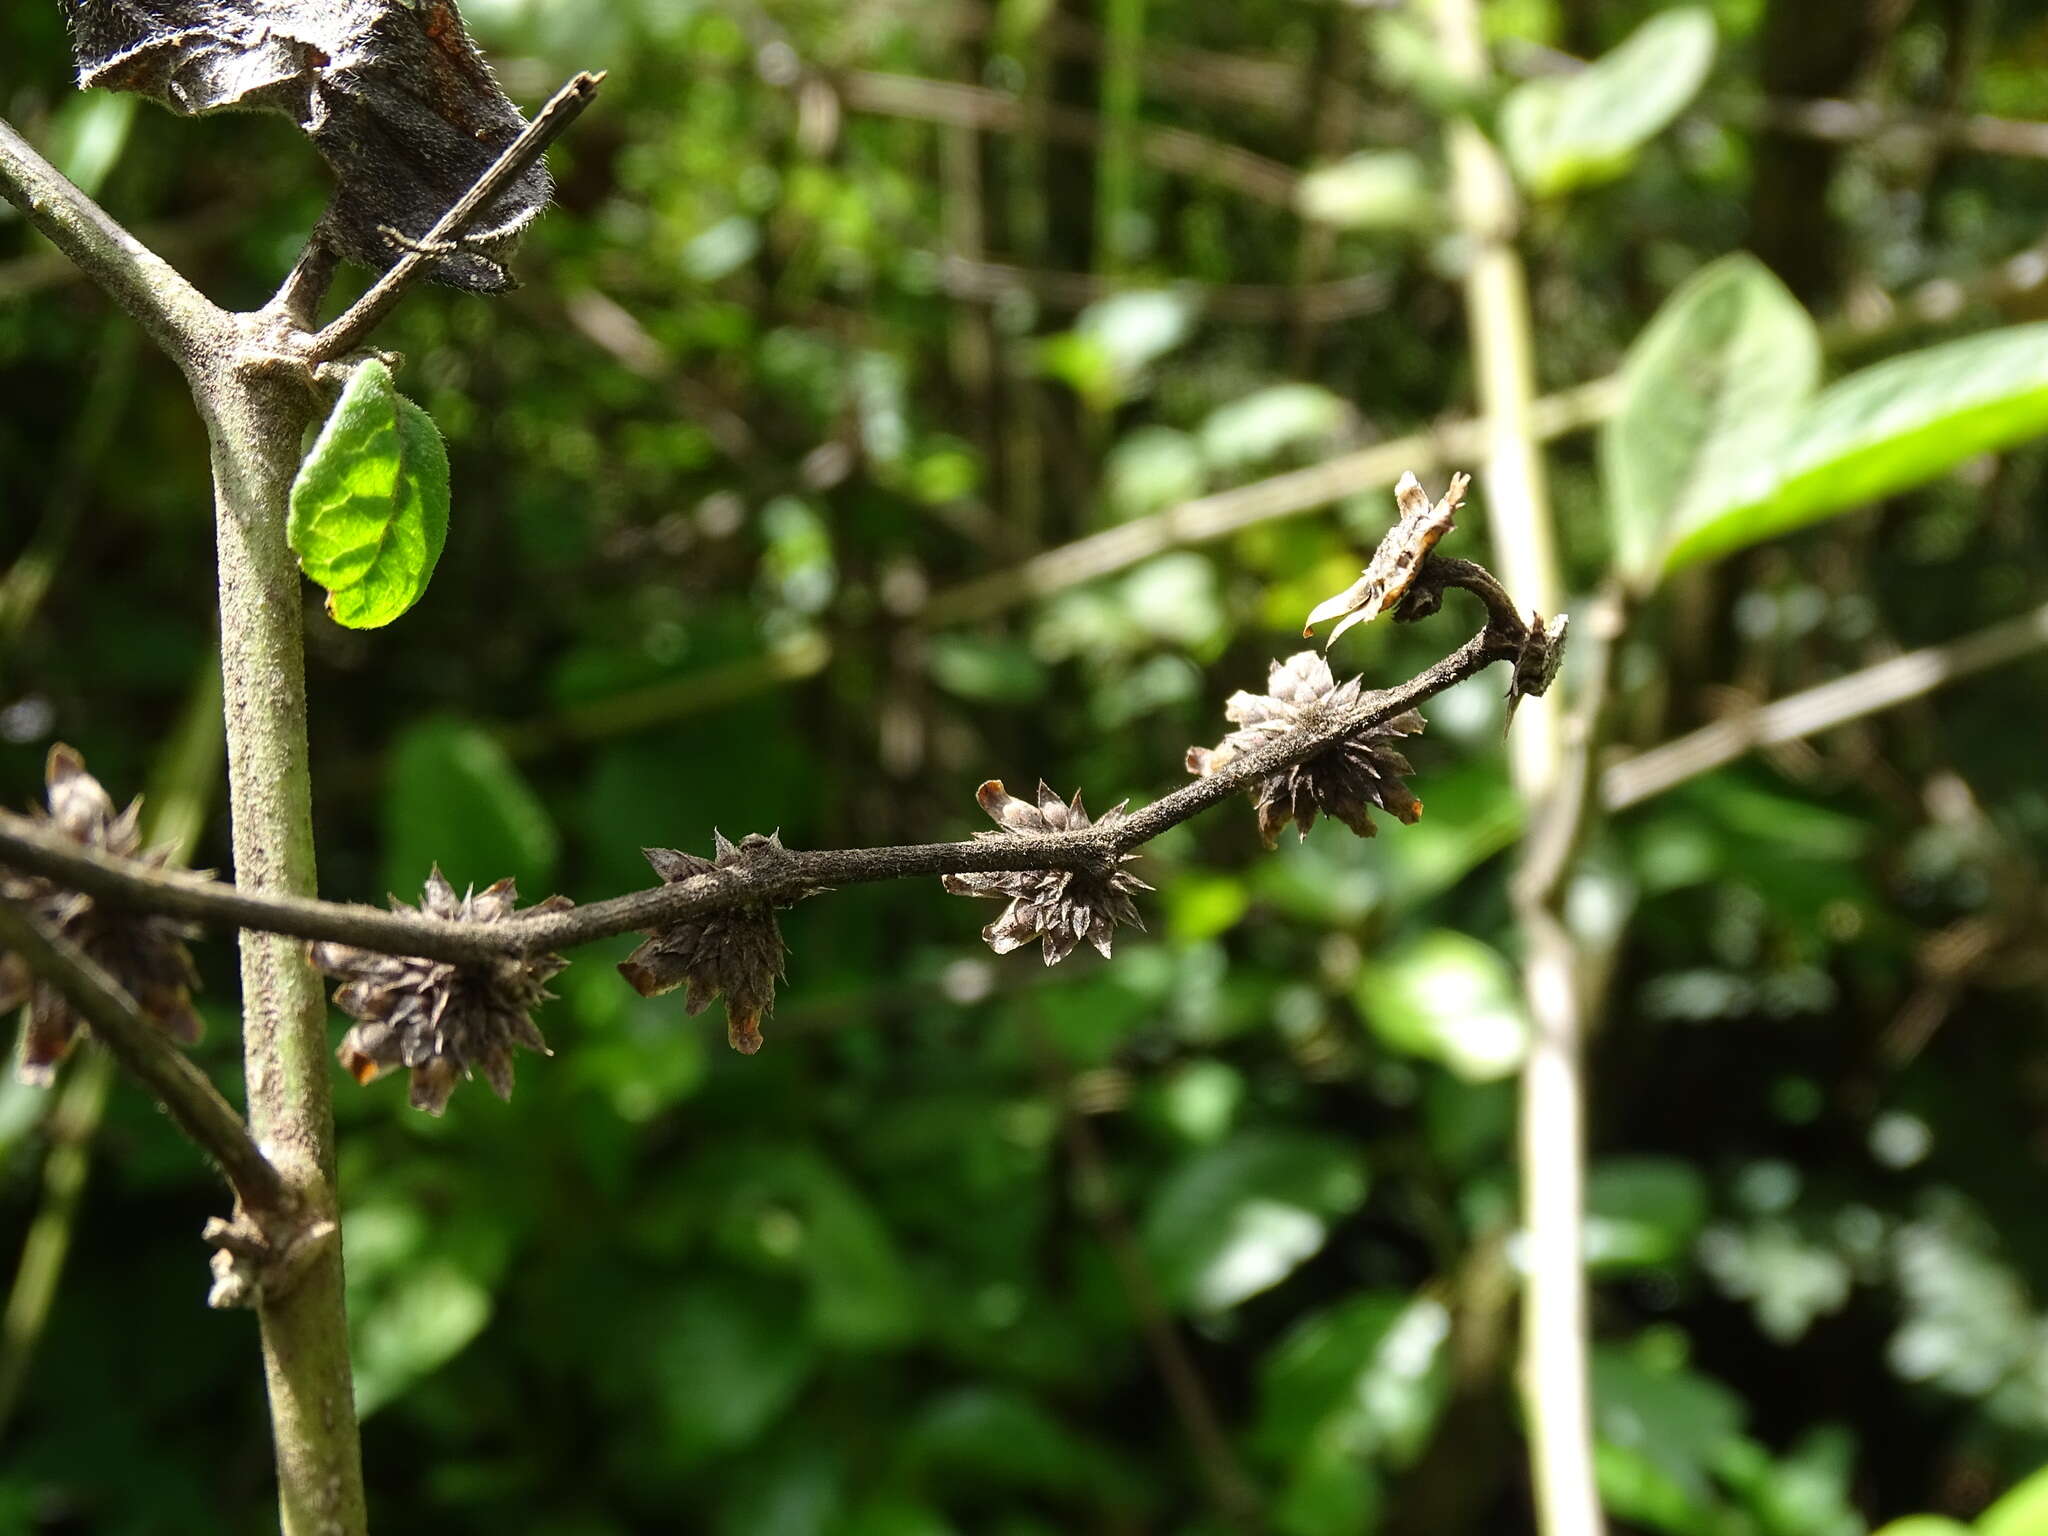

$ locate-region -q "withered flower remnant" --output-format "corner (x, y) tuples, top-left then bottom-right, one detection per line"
(1505, 611), (1570, 730)
(943, 781), (1150, 966)
(1303, 470), (1470, 647)
(1187, 651), (1424, 847)
(618, 833), (791, 1055)
(310, 869), (569, 1115)
(1, 745), (203, 1085)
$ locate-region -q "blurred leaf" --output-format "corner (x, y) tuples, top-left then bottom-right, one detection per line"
(1041, 289), (1198, 409)
(1165, 872), (1251, 942)
(1602, 254), (1819, 591)
(1697, 1218), (1853, 1343)
(1981, 1466), (2048, 1536)
(1119, 552), (1223, 650)
(904, 1387), (1141, 1506)
(1105, 426), (1206, 519)
(288, 359), (450, 628)
(927, 634), (1049, 703)
(650, 1276), (816, 1464)
(1870, 1522), (1971, 1536)
(351, 1261), (492, 1418)
(1296, 150), (1434, 230)
(1667, 323), (2048, 572)
(43, 90), (137, 195)
(1593, 1345), (1747, 1511)
(382, 716), (559, 901)
(1717, 1426), (1865, 1536)
(1501, 8), (1717, 196)
(1142, 1130), (1369, 1312)
(1199, 384), (1350, 470)
(1274, 1439), (1383, 1536)
(702, 1143), (919, 1349)
(1355, 929), (1528, 1082)
(1254, 1292), (1451, 1469)
(833, 1498), (958, 1536)
(1586, 1158), (1709, 1272)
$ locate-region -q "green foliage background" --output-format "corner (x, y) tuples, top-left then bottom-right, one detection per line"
(5, 1), (2048, 1532)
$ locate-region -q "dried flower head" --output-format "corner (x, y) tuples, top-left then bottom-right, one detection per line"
(310, 869), (570, 1115)
(1, 745), (202, 1085)
(1505, 611), (1570, 731)
(943, 780), (1150, 966)
(618, 832), (791, 1055)
(1303, 471), (1469, 647)
(1187, 651), (1424, 847)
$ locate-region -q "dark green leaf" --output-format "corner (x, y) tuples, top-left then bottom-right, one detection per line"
(382, 717), (559, 902)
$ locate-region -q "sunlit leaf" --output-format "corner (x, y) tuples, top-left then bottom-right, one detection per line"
(288, 359), (450, 629)
(1501, 8), (1717, 196)
(1355, 930), (1528, 1082)
(1199, 384), (1350, 470)
(1254, 1292), (1451, 1470)
(1142, 1131), (1369, 1312)
(1296, 151), (1434, 230)
(1602, 254), (1819, 591)
(1667, 323), (2048, 572)
(1981, 1466), (2048, 1536)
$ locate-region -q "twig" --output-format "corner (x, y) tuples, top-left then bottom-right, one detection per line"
(932, 253), (1390, 323)
(919, 378), (1621, 625)
(0, 612), (1519, 968)
(1758, 95), (2048, 161)
(833, 70), (1301, 207)
(0, 903), (286, 1215)
(1600, 599), (2048, 810)
(0, 117), (227, 370)
(306, 71), (606, 361)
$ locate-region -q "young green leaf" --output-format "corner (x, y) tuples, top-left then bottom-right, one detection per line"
(1665, 322), (2048, 573)
(1602, 254), (1819, 591)
(288, 359), (451, 629)
(1501, 8), (1717, 197)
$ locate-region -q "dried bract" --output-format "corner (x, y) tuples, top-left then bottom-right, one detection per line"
(1303, 470), (1469, 648)
(1505, 611), (1570, 732)
(1187, 652), (1424, 847)
(65, 0), (549, 290)
(943, 781), (1149, 966)
(310, 869), (569, 1115)
(1, 745), (202, 1085)
(618, 833), (791, 1055)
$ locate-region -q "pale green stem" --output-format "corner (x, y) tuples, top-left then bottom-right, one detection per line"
(1429, 4), (1605, 1535)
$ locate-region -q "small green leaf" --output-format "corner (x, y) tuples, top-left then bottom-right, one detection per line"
(1296, 151), (1435, 230)
(1602, 254), (1819, 591)
(1980, 1465), (2048, 1536)
(1501, 8), (1717, 197)
(288, 358), (450, 628)
(1355, 930), (1528, 1082)
(1871, 1521), (1972, 1536)
(1666, 323), (2048, 573)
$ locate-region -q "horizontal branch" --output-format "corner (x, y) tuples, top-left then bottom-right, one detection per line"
(307, 70), (606, 362)
(0, 117), (227, 369)
(1601, 599), (2048, 810)
(1759, 96), (2048, 162)
(0, 607), (1519, 968)
(919, 377), (1620, 626)
(0, 901), (286, 1215)
(932, 253), (1390, 323)
(833, 70), (1301, 207)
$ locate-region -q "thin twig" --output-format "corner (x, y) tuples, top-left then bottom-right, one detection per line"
(306, 71), (605, 361)
(1759, 95), (2048, 161)
(0, 117), (227, 369)
(919, 378), (1621, 625)
(933, 253), (1390, 323)
(1601, 599), (2048, 811)
(0, 902), (286, 1216)
(0, 609), (1519, 968)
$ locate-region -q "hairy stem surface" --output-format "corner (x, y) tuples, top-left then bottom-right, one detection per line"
(200, 348), (367, 1536)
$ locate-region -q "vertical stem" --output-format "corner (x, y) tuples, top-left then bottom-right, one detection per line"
(199, 347), (367, 1536)
(1428, 4), (1604, 1535)
(1095, 0), (1145, 274)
